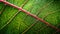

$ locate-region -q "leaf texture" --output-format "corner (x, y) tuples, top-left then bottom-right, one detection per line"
(0, 0), (60, 34)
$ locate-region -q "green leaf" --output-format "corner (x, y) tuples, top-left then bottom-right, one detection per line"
(0, 0), (60, 34)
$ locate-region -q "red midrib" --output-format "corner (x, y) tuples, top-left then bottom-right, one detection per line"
(0, 0), (60, 33)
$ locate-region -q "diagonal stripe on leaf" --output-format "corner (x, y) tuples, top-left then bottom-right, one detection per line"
(0, 0), (60, 34)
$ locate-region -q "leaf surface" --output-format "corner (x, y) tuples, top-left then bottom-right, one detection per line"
(0, 0), (60, 34)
